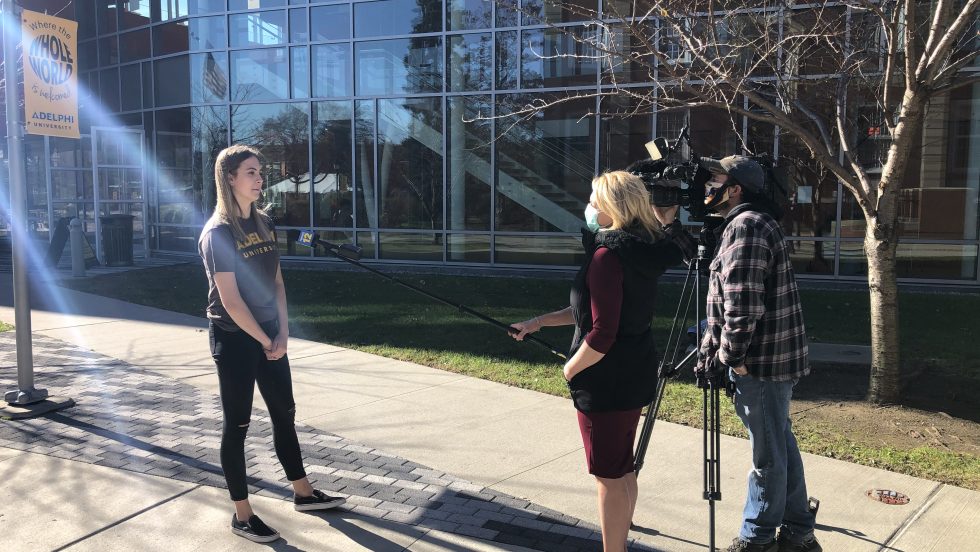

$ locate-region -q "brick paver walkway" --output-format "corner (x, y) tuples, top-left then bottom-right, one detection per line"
(0, 333), (656, 552)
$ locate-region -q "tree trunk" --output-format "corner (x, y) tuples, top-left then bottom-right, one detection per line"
(865, 228), (901, 404)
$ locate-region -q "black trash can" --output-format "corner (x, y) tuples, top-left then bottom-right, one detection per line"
(100, 214), (135, 266)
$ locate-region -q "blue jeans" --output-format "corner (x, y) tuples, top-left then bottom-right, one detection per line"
(730, 370), (815, 544)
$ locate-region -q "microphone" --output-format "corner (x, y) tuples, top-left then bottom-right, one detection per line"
(297, 230), (362, 260)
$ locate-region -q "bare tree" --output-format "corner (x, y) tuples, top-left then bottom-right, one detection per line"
(491, 0), (979, 404)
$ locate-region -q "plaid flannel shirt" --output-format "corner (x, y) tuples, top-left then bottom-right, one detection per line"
(699, 204), (809, 381)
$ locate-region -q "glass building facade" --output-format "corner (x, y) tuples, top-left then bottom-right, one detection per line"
(2, 0), (979, 283)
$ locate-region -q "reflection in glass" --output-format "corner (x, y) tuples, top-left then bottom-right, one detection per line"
(191, 52), (230, 103)
(100, 67), (121, 112)
(120, 64), (142, 111)
(495, 94), (594, 232)
(312, 101), (354, 228)
(230, 11), (287, 48)
(311, 232), (356, 258)
(839, 242), (979, 280)
(779, 136), (838, 239)
(155, 108), (194, 230)
(231, 48), (289, 101)
(601, 25), (654, 84)
(354, 0), (441, 38)
(99, 36), (118, 65)
(355, 38), (443, 96)
(448, 34), (493, 92)
(160, 0), (189, 20)
(523, 0), (596, 25)
(231, 103), (311, 228)
(495, 235), (585, 265)
(229, 0), (287, 9)
(51, 171), (94, 200)
(192, 106), (229, 221)
(290, 8), (309, 42)
(496, 0), (518, 27)
(521, 28), (599, 88)
(155, 55), (191, 107)
(120, 29), (152, 62)
(378, 233), (442, 261)
(602, 0), (658, 19)
(188, 0), (224, 17)
(447, 0), (492, 31)
(311, 4), (350, 41)
(599, 92), (651, 172)
(97, 0), (117, 34)
(448, 96), (491, 231)
(448, 234), (490, 263)
(355, 101), (376, 228)
(496, 31), (518, 89)
(291, 47), (310, 98)
(120, 0), (151, 29)
(190, 16), (227, 50)
(377, 98), (443, 230)
(786, 240), (835, 275)
(312, 44), (351, 97)
(153, 20), (189, 56)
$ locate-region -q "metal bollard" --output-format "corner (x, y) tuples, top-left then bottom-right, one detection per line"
(69, 218), (86, 277)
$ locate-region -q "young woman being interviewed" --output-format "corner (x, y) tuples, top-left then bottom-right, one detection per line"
(511, 171), (694, 552)
(198, 145), (345, 543)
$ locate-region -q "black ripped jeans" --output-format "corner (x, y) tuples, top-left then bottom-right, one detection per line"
(209, 320), (307, 501)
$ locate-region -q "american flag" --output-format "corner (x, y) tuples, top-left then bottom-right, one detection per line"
(204, 52), (228, 100)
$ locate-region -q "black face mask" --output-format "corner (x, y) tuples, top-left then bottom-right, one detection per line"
(704, 179), (733, 211)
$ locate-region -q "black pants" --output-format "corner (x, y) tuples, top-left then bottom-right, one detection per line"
(209, 320), (307, 501)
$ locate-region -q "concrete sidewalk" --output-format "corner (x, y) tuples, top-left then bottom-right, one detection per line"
(1, 276), (977, 551)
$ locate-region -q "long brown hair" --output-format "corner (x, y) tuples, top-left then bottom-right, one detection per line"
(591, 171), (664, 241)
(211, 144), (272, 242)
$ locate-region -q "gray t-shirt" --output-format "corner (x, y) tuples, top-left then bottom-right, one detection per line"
(198, 215), (280, 331)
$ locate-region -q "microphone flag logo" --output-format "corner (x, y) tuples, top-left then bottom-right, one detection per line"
(298, 231), (315, 247)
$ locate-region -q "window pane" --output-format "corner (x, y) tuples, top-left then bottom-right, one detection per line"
(602, 0), (657, 19)
(159, 0), (190, 20)
(119, 29), (152, 63)
(142, 62), (154, 108)
(290, 8), (309, 42)
(787, 240), (835, 275)
(191, 52), (230, 102)
(448, 96), (491, 230)
(188, 0), (224, 16)
(496, 31), (518, 89)
(494, 235), (584, 265)
(378, 232), (442, 261)
(230, 11), (287, 48)
(355, 38), (443, 95)
(355, 100), (376, 228)
(229, 0), (287, 9)
(521, 27), (598, 89)
(601, 24), (654, 84)
(231, 103), (311, 227)
(523, 0), (597, 25)
(97, 0), (117, 34)
(447, 0), (492, 31)
(291, 47), (309, 98)
(310, 4), (350, 40)
(100, 67), (121, 112)
(231, 48), (289, 101)
(99, 36), (118, 65)
(192, 105), (228, 220)
(779, 135), (838, 239)
(51, 170), (93, 200)
(496, 0), (518, 27)
(599, 91), (651, 172)
(313, 101), (354, 228)
(155, 107), (193, 206)
(79, 0), (97, 39)
(120, 64), (142, 111)
(155, 55), (191, 106)
(448, 234), (489, 262)
(378, 98), (443, 229)
(190, 16), (227, 50)
(495, 94), (594, 232)
(839, 242), (979, 280)
(80, 41), (98, 71)
(448, 34), (492, 92)
(153, 20), (189, 56)
(312, 44), (351, 97)
(354, 0), (441, 38)
(120, 0), (151, 29)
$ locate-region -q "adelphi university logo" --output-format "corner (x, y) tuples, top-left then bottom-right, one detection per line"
(21, 10), (79, 138)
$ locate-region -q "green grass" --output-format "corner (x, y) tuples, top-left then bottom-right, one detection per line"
(56, 263), (980, 489)
(0, 322), (13, 332)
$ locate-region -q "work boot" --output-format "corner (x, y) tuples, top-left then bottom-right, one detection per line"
(726, 538), (778, 552)
(777, 532), (822, 552)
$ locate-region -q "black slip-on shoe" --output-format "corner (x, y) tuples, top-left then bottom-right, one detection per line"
(294, 489), (346, 511)
(231, 513), (280, 543)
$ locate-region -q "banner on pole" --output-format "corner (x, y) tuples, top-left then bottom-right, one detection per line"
(21, 10), (79, 138)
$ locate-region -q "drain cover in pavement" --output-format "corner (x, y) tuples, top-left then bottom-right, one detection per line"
(866, 489), (910, 505)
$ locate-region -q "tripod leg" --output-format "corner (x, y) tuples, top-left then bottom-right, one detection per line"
(633, 377), (668, 475)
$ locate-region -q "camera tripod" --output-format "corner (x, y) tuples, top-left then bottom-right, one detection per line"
(631, 236), (727, 551)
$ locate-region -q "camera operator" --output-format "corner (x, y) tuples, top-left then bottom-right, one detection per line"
(695, 156), (820, 552)
(511, 171), (694, 552)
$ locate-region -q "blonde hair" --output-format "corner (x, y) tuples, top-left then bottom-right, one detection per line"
(591, 171), (664, 241)
(211, 144), (272, 242)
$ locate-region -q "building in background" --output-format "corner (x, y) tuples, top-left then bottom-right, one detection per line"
(1, 0), (978, 283)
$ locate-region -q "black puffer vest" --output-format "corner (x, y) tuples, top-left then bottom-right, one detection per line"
(568, 228), (684, 412)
